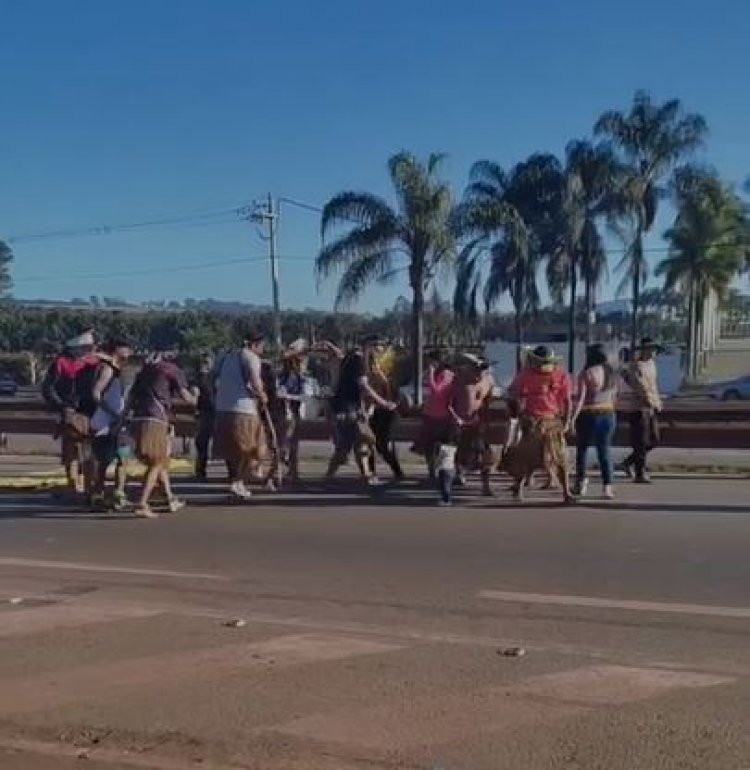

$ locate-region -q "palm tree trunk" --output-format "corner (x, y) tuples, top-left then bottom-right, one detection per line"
(685, 280), (698, 381)
(583, 279), (593, 347)
(514, 306), (524, 373)
(630, 231), (642, 352)
(411, 285), (425, 406)
(567, 260), (578, 373)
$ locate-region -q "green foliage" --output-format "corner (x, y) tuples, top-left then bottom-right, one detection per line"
(595, 91), (708, 345)
(658, 167), (749, 310)
(0, 241), (13, 297)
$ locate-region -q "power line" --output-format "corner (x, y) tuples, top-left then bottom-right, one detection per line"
(13, 254), (314, 284)
(279, 196), (323, 215)
(5, 203), (250, 244)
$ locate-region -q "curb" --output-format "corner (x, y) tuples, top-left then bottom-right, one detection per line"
(0, 458), (194, 491)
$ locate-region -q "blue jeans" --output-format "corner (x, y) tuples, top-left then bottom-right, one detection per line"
(575, 411), (616, 485)
(438, 469), (454, 503)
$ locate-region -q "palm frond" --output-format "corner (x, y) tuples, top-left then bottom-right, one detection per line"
(316, 219), (399, 279)
(427, 152), (448, 176)
(320, 192), (397, 239)
(333, 251), (395, 310)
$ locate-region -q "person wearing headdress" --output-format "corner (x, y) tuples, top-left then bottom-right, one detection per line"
(41, 330), (99, 499)
(129, 350), (196, 516)
(620, 337), (664, 484)
(89, 339), (133, 511)
(324, 342), (396, 486)
(364, 336), (405, 481)
(278, 338), (311, 482)
(449, 353), (496, 497)
(503, 345), (573, 503)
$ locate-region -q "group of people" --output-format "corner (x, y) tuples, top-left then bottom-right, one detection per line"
(40, 326), (664, 514)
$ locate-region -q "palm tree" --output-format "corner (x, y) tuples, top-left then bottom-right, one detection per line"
(546, 140), (617, 370)
(595, 90), (708, 350)
(657, 166), (748, 379)
(317, 151), (457, 405)
(453, 154), (562, 370)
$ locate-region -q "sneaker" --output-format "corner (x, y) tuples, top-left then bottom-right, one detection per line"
(573, 479), (589, 498)
(438, 499), (452, 507)
(634, 474), (652, 485)
(111, 491), (131, 512)
(603, 485), (615, 500)
(621, 460), (634, 480)
(229, 481), (252, 501)
(367, 476), (384, 488)
(455, 474), (467, 488)
(167, 497), (186, 513)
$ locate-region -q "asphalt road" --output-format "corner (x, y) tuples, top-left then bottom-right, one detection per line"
(1, 476), (749, 768)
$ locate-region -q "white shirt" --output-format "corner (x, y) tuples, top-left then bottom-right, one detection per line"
(90, 365), (125, 436)
(214, 349), (262, 416)
(437, 444), (457, 473)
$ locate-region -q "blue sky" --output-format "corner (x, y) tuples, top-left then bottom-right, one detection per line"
(3, 0), (750, 311)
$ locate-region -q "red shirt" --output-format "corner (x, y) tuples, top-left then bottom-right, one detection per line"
(423, 368), (454, 419)
(509, 367), (572, 419)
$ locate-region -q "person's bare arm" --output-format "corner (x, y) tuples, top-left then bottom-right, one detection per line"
(92, 365), (119, 417)
(358, 376), (395, 410)
(247, 358), (267, 406)
(92, 365), (114, 404)
(178, 386), (197, 407)
(571, 372), (587, 424)
(318, 340), (344, 360)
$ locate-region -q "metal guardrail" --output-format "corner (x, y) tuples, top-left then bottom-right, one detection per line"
(0, 399), (747, 448)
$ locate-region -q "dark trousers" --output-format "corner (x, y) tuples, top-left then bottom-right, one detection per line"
(625, 409), (660, 477)
(369, 408), (404, 479)
(194, 413), (214, 477)
(575, 411), (616, 485)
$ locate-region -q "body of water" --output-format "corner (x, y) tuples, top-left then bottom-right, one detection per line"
(485, 340), (684, 395)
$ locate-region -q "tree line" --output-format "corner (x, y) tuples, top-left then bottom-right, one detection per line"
(316, 90), (750, 398)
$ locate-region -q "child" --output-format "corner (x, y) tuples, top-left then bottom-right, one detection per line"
(436, 442), (458, 506)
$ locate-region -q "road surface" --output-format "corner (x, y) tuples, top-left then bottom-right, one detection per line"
(0, 476), (749, 768)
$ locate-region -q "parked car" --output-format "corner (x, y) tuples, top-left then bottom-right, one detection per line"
(0, 376), (18, 397)
(710, 375), (750, 401)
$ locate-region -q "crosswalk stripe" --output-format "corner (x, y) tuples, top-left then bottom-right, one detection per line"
(0, 557), (226, 581)
(478, 589), (750, 619)
(0, 633), (403, 716)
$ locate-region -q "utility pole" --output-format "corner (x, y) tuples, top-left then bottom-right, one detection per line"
(248, 194), (282, 354)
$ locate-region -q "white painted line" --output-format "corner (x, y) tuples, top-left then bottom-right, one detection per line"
(478, 589), (750, 619)
(0, 557), (227, 582)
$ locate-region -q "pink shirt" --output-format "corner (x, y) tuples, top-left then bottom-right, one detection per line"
(509, 367), (572, 420)
(423, 368), (455, 419)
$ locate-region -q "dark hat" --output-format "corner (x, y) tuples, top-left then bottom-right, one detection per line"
(529, 345), (561, 365)
(362, 334), (387, 346)
(635, 336), (665, 353)
(244, 329), (265, 344)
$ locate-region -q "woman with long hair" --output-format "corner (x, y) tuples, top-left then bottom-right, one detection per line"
(366, 339), (404, 481)
(570, 343), (618, 499)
